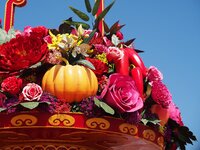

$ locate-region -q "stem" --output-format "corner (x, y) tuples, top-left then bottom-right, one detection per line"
(59, 57), (69, 65)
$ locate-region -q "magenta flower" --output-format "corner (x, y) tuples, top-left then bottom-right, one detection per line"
(101, 73), (143, 113)
(147, 66), (163, 82)
(151, 81), (172, 108)
(169, 102), (184, 126)
(93, 44), (108, 54)
(22, 83), (43, 101)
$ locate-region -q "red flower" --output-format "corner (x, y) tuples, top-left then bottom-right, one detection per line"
(0, 26), (48, 72)
(86, 57), (108, 77)
(22, 83), (43, 101)
(1, 76), (23, 95)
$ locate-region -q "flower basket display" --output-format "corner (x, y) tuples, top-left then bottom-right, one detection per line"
(0, 112), (164, 150)
(0, 0), (196, 150)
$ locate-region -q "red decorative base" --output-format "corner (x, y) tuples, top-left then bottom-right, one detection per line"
(0, 112), (164, 150)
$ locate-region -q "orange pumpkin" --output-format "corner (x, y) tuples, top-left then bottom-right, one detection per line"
(42, 64), (98, 103)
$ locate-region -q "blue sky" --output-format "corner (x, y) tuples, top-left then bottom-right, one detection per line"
(0, 0), (200, 149)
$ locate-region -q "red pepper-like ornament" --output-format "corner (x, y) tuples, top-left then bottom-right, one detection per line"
(130, 67), (144, 99)
(125, 47), (147, 77)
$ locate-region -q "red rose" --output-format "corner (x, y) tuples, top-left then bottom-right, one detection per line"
(86, 57), (108, 77)
(1, 76), (23, 95)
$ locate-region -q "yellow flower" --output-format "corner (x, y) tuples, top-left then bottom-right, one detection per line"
(95, 53), (108, 64)
(47, 31), (62, 50)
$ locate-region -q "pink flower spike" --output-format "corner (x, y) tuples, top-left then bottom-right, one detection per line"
(169, 102), (184, 126)
(147, 66), (163, 82)
(151, 81), (172, 108)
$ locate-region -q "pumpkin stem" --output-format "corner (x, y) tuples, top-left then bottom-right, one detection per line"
(60, 57), (69, 65)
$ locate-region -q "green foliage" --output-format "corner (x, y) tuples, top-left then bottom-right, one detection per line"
(68, 0), (115, 32)
(69, 6), (89, 21)
(92, 0), (101, 16)
(83, 29), (96, 43)
(76, 59), (96, 70)
(94, 98), (115, 115)
(20, 102), (40, 110)
(85, 0), (92, 13)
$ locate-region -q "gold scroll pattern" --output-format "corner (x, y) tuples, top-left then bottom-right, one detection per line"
(48, 114), (75, 127)
(157, 136), (164, 148)
(119, 123), (138, 135)
(142, 129), (156, 141)
(86, 118), (110, 130)
(2, 144), (88, 150)
(10, 114), (37, 127)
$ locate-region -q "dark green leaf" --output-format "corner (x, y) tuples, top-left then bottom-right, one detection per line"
(83, 29), (96, 43)
(135, 48), (144, 53)
(59, 23), (72, 34)
(0, 107), (6, 112)
(94, 98), (115, 115)
(64, 20), (90, 29)
(96, 0), (115, 24)
(20, 102), (39, 110)
(92, 0), (101, 16)
(85, 0), (92, 13)
(76, 59), (95, 70)
(103, 21), (110, 33)
(69, 6), (89, 21)
(109, 21), (119, 33)
(124, 38), (136, 46)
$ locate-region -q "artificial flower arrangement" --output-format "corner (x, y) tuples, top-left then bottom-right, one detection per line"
(0, 0), (196, 149)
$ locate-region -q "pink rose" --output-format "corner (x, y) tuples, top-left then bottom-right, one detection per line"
(151, 81), (172, 108)
(147, 66), (163, 82)
(101, 73), (143, 113)
(169, 102), (183, 126)
(107, 47), (124, 62)
(1, 76), (23, 95)
(22, 83), (43, 101)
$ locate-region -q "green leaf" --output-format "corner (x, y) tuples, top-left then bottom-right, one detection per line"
(64, 20), (90, 29)
(20, 102), (39, 110)
(103, 21), (110, 33)
(100, 101), (115, 115)
(94, 98), (115, 115)
(149, 119), (160, 125)
(96, 0), (115, 23)
(124, 38), (136, 46)
(110, 21), (120, 33)
(76, 59), (96, 70)
(141, 118), (149, 125)
(69, 6), (89, 21)
(0, 107), (6, 112)
(141, 118), (160, 126)
(85, 0), (92, 13)
(92, 0), (101, 16)
(83, 29), (96, 43)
